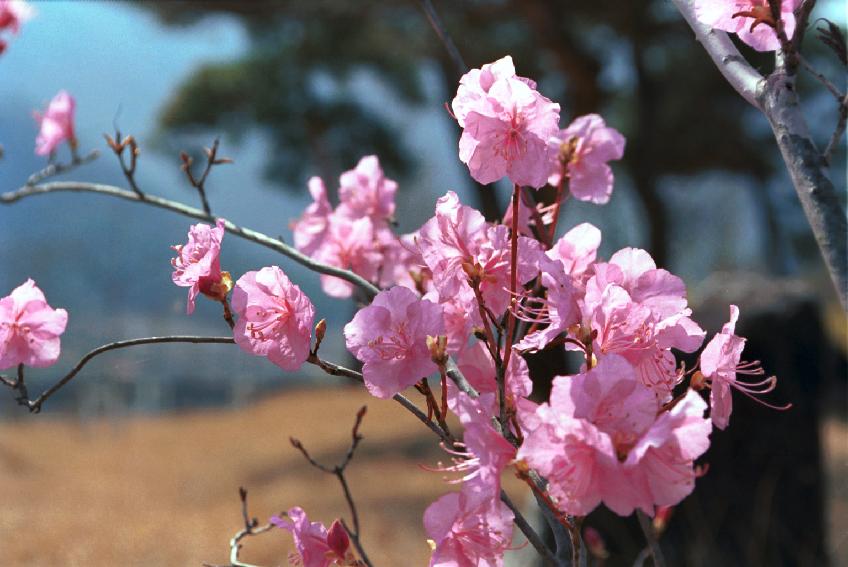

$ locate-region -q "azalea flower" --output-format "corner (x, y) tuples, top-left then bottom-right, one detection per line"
(424, 488), (514, 567)
(0, 279), (67, 370)
(548, 114), (625, 204)
(232, 266), (314, 371)
(336, 154), (397, 225)
(452, 56), (561, 188)
(0, 0), (34, 54)
(171, 219), (229, 314)
(271, 508), (357, 567)
(291, 177), (332, 256)
(698, 304), (786, 429)
(344, 286), (444, 399)
(518, 355), (712, 516)
(34, 90), (76, 156)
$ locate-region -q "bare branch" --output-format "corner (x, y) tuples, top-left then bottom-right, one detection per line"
(290, 407), (374, 567)
(203, 487), (274, 567)
(798, 55), (844, 100)
(417, 0), (467, 77)
(104, 131), (143, 197)
(500, 490), (558, 567)
(0, 181), (380, 300)
(0, 336), (235, 412)
(25, 149), (99, 186)
(670, 0), (765, 108)
(180, 138), (231, 216)
(307, 353), (453, 444)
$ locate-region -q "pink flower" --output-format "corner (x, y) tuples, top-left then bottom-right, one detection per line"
(513, 256), (580, 352)
(699, 304), (784, 430)
(418, 191), (542, 317)
(424, 489), (513, 567)
(291, 177), (332, 256)
(315, 216), (383, 298)
(548, 114), (625, 204)
(0, 279), (68, 370)
(418, 191), (488, 300)
(693, 0), (802, 52)
(0, 0), (33, 54)
(171, 219), (228, 314)
(271, 508), (354, 567)
(424, 287), (480, 355)
(547, 222), (602, 281)
(34, 90), (77, 156)
(336, 155), (397, 225)
(449, 341), (532, 418)
(518, 356), (712, 517)
(452, 55), (526, 127)
(344, 286), (444, 399)
(232, 266), (315, 371)
(453, 57), (560, 188)
(582, 248), (705, 395)
(620, 390), (712, 515)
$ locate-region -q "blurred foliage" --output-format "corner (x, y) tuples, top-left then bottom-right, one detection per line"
(144, 0), (843, 265)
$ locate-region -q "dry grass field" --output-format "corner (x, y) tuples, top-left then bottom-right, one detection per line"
(0, 386), (474, 566)
(0, 385), (844, 566)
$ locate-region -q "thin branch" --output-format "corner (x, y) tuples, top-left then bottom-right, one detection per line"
(0, 336), (235, 412)
(500, 490), (557, 567)
(203, 487), (274, 567)
(637, 510), (667, 567)
(307, 353), (453, 444)
(798, 55), (844, 100)
(417, 0), (467, 77)
(791, 0), (818, 51)
(290, 407), (374, 567)
(181, 138), (231, 216)
(104, 131), (144, 197)
(824, 94), (848, 165)
(0, 181), (380, 300)
(670, 0), (765, 108)
(25, 149), (99, 186)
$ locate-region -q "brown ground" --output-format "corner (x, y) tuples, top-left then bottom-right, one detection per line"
(0, 386), (844, 566)
(0, 386), (472, 566)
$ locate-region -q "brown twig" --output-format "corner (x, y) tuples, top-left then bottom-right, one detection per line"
(290, 406), (374, 567)
(180, 138), (231, 216)
(104, 131), (143, 197)
(306, 353), (453, 444)
(203, 487), (274, 567)
(0, 336), (235, 412)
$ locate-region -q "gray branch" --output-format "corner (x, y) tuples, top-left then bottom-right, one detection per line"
(671, 0), (848, 308)
(1, 181), (380, 300)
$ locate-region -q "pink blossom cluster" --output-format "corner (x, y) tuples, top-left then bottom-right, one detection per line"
(314, 56), (789, 565)
(693, 0), (802, 52)
(450, 55), (625, 205)
(170, 222), (315, 372)
(0, 0), (32, 55)
(291, 155), (418, 298)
